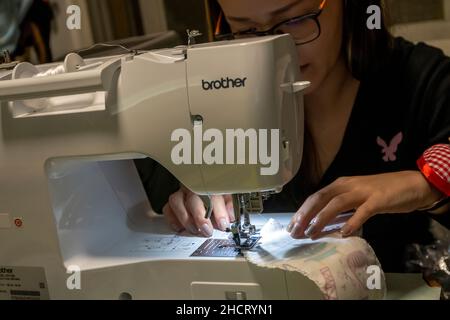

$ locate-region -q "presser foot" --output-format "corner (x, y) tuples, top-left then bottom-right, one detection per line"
(227, 224), (261, 251)
(234, 235), (261, 251)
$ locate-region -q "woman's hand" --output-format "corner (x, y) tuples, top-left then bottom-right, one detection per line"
(287, 171), (444, 240)
(163, 186), (235, 237)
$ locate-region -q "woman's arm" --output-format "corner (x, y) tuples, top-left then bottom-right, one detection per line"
(287, 170), (446, 240)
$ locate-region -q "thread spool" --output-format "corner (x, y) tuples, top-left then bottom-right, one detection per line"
(11, 53), (86, 111)
(13, 53), (85, 80)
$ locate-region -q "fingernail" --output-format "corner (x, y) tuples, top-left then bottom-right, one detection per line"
(287, 222), (294, 233)
(187, 224), (200, 235)
(219, 218), (229, 231)
(288, 214), (303, 233)
(290, 223), (300, 237)
(201, 224), (213, 237)
(305, 224), (316, 238)
(340, 224), (352, 237)
(171, 224), (183, 233)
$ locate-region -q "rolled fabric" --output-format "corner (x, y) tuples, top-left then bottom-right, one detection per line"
(417, 144), (450, 197)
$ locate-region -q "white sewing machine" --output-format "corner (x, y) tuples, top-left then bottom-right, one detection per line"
(0, 34), (314, 300)
(0, 35), (440, 300)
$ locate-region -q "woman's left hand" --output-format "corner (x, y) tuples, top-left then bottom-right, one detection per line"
(287, 171), (443, 240)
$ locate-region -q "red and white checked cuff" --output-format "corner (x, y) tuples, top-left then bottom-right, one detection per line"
(417, 144), (450, 197)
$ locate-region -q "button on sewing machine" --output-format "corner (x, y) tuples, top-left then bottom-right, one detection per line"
(226, 291), (247, 300)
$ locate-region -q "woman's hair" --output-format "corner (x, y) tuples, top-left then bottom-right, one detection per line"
(343, 0), (393, 80)
(209, 0), (393, 81)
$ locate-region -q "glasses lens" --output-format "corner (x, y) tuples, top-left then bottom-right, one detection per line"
(276, 17), (319, 44)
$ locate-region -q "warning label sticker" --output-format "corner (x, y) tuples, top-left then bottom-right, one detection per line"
(0, 266), (49, 300)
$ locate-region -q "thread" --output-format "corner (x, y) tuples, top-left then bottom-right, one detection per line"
(31, 53), (86, 78)
(10, 53), (90, 113)
(35, 64), (67, 77)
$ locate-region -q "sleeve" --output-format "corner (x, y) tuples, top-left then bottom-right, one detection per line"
(410, 45), (450, 225)
(417, 144), (450, 197)
(411, 43), (450, 175)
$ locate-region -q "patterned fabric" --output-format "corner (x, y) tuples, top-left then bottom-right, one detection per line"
(417, 144), (450, 196)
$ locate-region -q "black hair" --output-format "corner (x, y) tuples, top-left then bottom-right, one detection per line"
(343, 0), (393, 80)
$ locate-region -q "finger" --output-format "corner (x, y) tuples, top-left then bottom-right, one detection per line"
(185, 193), (214, 238)
(304, 193), (363, 240)
(289, 189), (341, 237)
(341, 200), (379, 237)
(288, 178), (351, 236)
(163, 203), (184, 233)
(211, 196), (231, 231)
(168, 190), (200, 235)
(223, 194), (235, 222)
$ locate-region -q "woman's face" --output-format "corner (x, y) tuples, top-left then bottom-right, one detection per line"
(218, 0), (345, 93)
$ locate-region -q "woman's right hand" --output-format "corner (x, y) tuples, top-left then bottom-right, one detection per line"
(163, 186), (235, 237)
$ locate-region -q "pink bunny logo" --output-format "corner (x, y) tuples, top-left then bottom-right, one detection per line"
(377, 132), (403, 162)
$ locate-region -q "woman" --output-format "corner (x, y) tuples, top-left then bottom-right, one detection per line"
(160, 0), (450, 272)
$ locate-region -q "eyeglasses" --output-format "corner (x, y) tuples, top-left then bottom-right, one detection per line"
(216, 0), (327, 46)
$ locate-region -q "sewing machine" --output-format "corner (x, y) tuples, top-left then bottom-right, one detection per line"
(0, 35), (441, 300)
(0, 34), (314, 299)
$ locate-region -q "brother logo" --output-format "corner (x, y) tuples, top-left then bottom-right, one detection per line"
(202, 77), (248, 91)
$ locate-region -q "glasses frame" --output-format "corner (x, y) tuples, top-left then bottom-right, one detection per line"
(218, 0), (327, 46)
